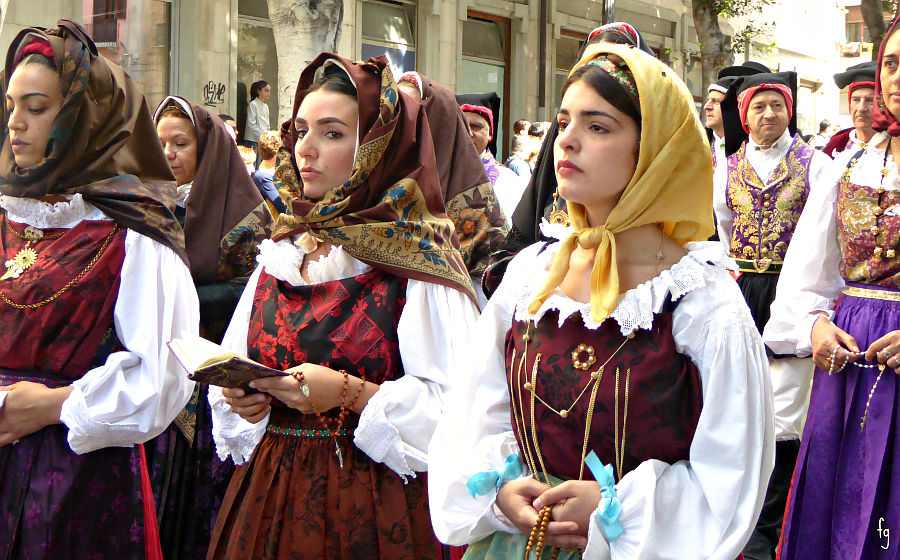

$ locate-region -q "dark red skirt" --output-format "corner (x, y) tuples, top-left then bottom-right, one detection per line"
(208, 409), (438, 560)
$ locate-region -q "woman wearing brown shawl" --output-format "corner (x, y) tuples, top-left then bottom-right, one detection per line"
(146, 96), (272, 560)
(0, 20), (198, 559)
(207, 53), (478, 560)
(397, 72), (508, 283)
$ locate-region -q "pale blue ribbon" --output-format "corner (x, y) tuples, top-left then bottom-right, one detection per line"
(466, 454), (524, 498)
(585, 450), (624, 542)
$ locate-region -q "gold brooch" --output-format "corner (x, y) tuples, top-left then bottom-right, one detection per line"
(571, 343), (596, 371)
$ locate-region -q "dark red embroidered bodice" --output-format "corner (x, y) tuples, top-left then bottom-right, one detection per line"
(247, 269), (408, 427)
(0, 217), (126, 377)
(505, 309), (703, 482)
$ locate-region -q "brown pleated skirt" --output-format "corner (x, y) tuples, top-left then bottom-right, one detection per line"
(207, 410), (438, 560)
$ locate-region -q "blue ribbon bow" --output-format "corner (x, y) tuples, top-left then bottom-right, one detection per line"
(585, 451), (624, 542)
(466, 454), (524, 498)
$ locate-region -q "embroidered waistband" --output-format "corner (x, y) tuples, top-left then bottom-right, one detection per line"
(267, 425), (353, 438)
(842, 285), (900, 302)
(0, 369), (74, 387)
(733, 258), (783, 274)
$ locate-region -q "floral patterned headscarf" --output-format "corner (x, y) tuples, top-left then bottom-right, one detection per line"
(272, 53), (476, 302)
(0, 20), (186, 262)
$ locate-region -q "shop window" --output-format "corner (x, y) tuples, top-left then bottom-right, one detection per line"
(458, 14), (509, 157)
(553, 32), (585, 112)
(81, 0), (170, 110)
(846, 22), (861, 43)
(360, 0), (416, 74)
(238, 0), (279, 143)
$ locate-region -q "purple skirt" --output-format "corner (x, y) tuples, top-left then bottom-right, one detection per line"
(0, 371), (150, 560)
(780, 283), (900, 559)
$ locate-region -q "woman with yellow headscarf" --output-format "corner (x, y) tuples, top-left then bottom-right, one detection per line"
(428, 43), (774, 559)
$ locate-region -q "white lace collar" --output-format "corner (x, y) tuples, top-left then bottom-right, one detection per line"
(255, 237), (371, 286)
(0, 194), (109, 229)
(513, 237), (728, 336)
(848, 135), (900, 192)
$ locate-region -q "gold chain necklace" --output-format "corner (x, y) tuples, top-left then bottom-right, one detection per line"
(524, 334), (632, 420)
(0, 222), (119, 309)
(0, 215), (67, 281)
(510, 321), (634, 559)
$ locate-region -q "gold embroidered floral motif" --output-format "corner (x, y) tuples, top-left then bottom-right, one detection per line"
(725, 137), (813, 262)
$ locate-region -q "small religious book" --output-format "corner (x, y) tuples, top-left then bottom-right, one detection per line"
(167, 336), (287, 390)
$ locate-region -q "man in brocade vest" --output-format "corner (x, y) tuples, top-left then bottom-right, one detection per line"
(824, 61), (878, 165)
(714, 71), (832, 560)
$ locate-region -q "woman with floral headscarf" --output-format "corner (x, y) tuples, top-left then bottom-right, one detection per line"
(206, 53), (479, 560)
(428, 43), (773, 559)
(0, 20), (197, 559)
(762, 15), (900, 560)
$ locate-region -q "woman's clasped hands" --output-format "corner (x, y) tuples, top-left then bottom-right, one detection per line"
(812, 315), (900, 375)
(496, 477), (605, 550)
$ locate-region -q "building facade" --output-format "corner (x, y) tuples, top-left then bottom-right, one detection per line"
(0, 0), (843, 157)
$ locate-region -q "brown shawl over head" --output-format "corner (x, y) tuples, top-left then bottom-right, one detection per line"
(406, 72), (508, 276)
(272, 53), (475, 302)
(0, 20), (186, 261)
(154, 96), (272, 285)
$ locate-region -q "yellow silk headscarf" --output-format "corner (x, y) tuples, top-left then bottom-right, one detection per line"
(528, 43), (714, 322)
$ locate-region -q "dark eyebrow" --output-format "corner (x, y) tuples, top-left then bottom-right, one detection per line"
(295, 116), (350, 127)
(5, 92), (51, 101)
(557, 108), (621, 123)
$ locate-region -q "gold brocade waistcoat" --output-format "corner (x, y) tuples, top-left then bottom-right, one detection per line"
(725, 135), (814, 264)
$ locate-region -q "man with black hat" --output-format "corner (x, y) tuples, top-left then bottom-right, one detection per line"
(707, 62), (771, 171)
(824, 61), (883, 162)
(714, 71), (832, 560)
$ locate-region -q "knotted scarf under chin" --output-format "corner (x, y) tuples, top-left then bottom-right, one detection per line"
(527, 205), (621, 322)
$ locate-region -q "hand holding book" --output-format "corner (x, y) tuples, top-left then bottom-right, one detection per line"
(167, 337), (287, 390)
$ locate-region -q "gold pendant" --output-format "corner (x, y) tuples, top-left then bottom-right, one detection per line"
(334, 439), (344, 469)
(549, 209), (570, 226)
(0, 247), (37, 281)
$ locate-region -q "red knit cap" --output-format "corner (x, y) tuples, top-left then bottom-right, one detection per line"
(459, 103), (494, 139)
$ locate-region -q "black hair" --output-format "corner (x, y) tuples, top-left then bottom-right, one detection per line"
(304, 64), (358, 101)
(527, 122), (544, 137)
(587, 30), (636, 48)
(19, 52), (56, 72)
(250, 80), (269, 100)
(818, 119), (831, 133)
(218, 113), (235, 122)
(561, 62), (641, 131)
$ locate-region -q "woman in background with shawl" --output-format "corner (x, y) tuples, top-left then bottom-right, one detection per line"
(146, 96), (272, 560)
(0, 21), (197, 558)
(429, 43), (773, 559)
(207, 53), (479, 559)
(482, 22), (655, 297)
(397, 71), (508, 302)
(763, 16), (900, 559)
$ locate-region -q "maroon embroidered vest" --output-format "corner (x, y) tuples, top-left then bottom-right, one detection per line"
(0, 217), (126, 377)
(725, 135), (814, 263)
(837, 154), (900, 287)
(247, 269), (408, 426)
(504, 309), (703, 481)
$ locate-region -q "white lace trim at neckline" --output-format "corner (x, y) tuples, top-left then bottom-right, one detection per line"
(513, 241), (726, 335)
(849, 136), (900, 191)
(0, 194), (109, 229)
(255, 237), (371, 286)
